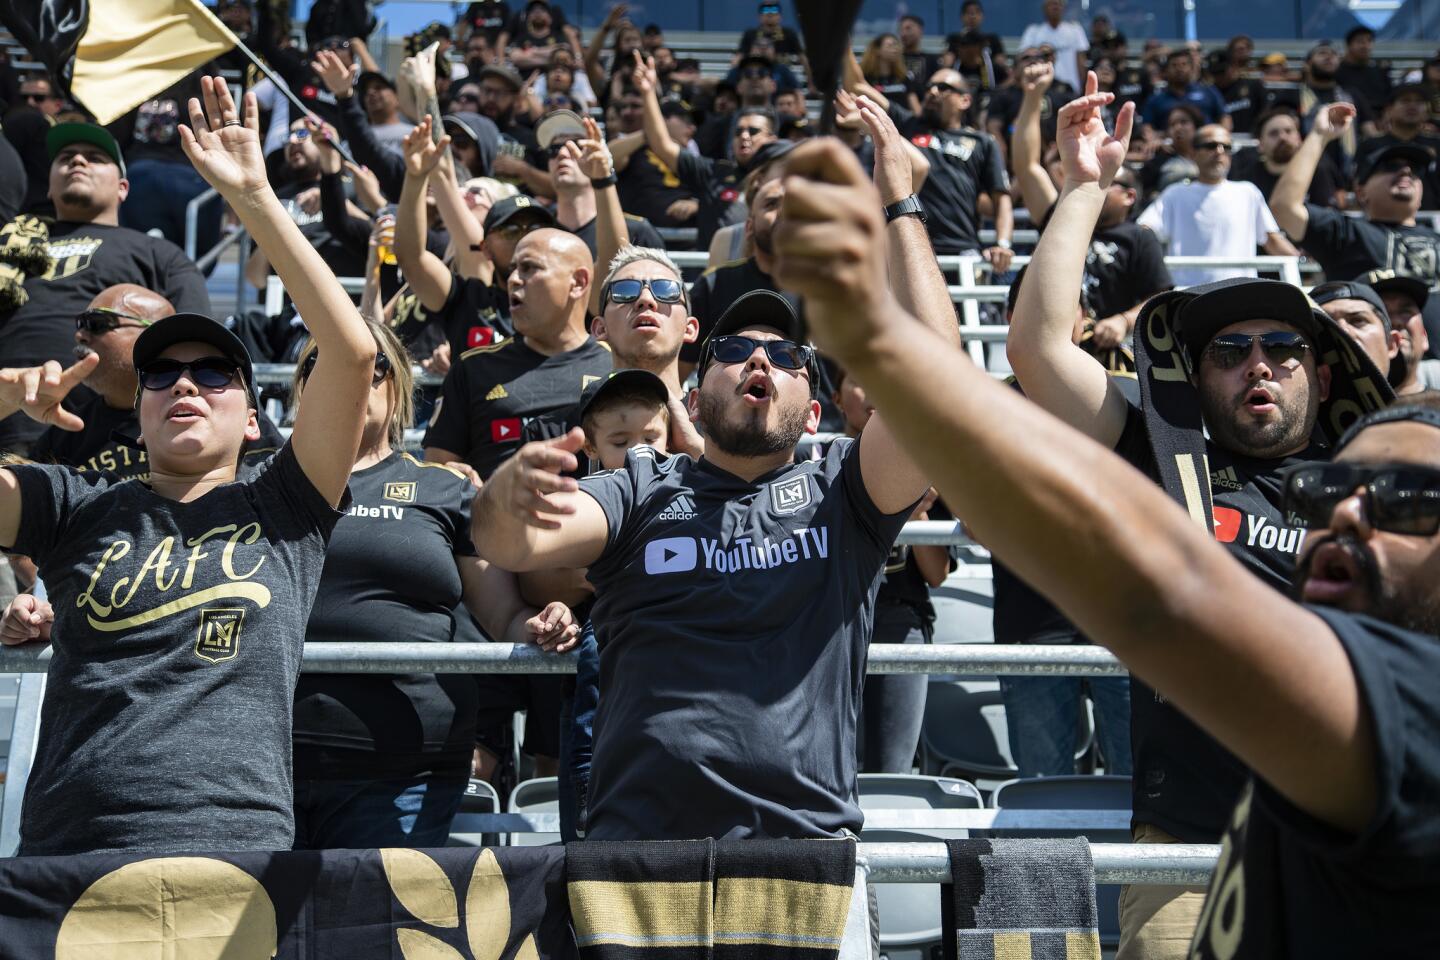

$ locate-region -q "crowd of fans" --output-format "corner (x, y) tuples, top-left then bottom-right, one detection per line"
(1, 0), (1440, 955)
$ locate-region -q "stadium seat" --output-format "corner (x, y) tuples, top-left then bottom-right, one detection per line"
(446, 778), (503, 848)
(507, 776), (560, 847)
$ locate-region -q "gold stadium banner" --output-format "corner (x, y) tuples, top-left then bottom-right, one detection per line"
(71, 0), (239, 125)
(0, 846), (572, 959)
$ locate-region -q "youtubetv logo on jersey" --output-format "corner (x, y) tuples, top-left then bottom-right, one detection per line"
(643, 529), (829, 575)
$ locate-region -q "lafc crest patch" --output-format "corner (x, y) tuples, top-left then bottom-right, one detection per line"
(195, 608), (244, 663)
(769, 475), (811, 515)
(384, 481), (417, 503)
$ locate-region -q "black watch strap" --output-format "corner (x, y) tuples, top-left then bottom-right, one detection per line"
(884, 195), (926, 224)
(590, 173), (618, 189)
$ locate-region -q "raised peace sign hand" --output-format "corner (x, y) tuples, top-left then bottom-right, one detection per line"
(1055, 71), (1134, 189)
(178, 76), (270, 202)
(0, 354), (99, 432)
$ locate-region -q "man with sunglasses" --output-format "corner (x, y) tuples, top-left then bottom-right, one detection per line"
(17, 76), (62, 118)
(1137, 122), (1298, 286)
(776, 132), (1440, 960)
(1272, 104), (1440, 291)
(0, 123), (211, 457)
(1011, 85), (1392, 958)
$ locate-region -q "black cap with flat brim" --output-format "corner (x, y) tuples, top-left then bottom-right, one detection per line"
(47, 122), (126, 178)
(709, 288), (805, 343)
(1171, 277), (1325, 364)
(132, 312), (256, 403)
(1311, 280), (1392, 328)
(482, 193), (557, 234)
(578, 368), (671, 422)
(1359, 268), (1430, 311)
(1356, 141), (1435, 184)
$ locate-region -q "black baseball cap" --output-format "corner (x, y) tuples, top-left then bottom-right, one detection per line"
(1359, 268), (1430, 311)
(132, 313), (256, 404)
(578, 368), (670, 422)
(1386, 81), (1430, 105)
(47, 123), (126, 178)
(357, 71), (396, 93)
(1356, 141), (1434, 184)
(482, 193), (557, 233)
(710, 289), (804, 342)
(1310, 280), (1392, 326)
(1172, 278), (1325, 364)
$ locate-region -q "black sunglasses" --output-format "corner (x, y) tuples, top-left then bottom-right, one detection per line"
(927, 81), (965, 95)
(1194, 140), (1233, 152)
(546, 138), (579, 159)
(75, 308), (151, 334)
(23, 92), (56, 103)
(1202, 332), (1311, 370)
(735, 124), (768, 137)
(302, 349), (392, 385)
(707, 334), (813, 371)
(138, 356), (243, 391)
(1283, 462), (1440, 536)
(603, 277), (686, 306)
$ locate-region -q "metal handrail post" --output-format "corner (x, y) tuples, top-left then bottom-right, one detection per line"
(183, 188), (222, 262)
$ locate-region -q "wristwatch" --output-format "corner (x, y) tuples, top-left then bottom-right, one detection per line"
(883, 195), (926, 224)
(996, 238), (1013, 250)
(590, 173), (618, 189)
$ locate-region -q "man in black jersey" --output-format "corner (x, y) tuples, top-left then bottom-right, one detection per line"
(1007, 81), (1392, 960)
(783, 126), (1440, 960)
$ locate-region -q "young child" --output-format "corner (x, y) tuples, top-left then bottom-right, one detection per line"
(578, 369), (671, 472)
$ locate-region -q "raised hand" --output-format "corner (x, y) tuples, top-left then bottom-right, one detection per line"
(307, 118), (343, 175)
(489, 429), (584, 530)
(855, 94), (910, 205)
(1021, 59), (1054, 96)
(1056, 71), (1134, 188)
(570, 116), (615, 180)
(178, 76), (270, 201)
(402, 117), (450, 179)
(0, 594), (53, 646)
(345, 160), (386, 212)
(1313, 102), (1356, 142)
(631, 50), (658, 95)
(0, 355), (98, 431)
(526, 601), (581, 653)
(601, 3), (629, 31)
(833, 89), (863, 130)
(311, 49), (355, 96)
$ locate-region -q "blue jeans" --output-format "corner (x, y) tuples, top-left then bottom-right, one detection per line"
(119, 157), (220, 260)
(292, 776), (468, 849)
(999, 660), (1133, 778)
(558, 623), (600, 842)
(858, 608), (930, 773)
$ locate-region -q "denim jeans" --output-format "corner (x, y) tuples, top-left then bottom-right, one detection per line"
(857, 608), (930, 773)
(558, 622), (600, 841)
(119, 157), (220, 259)
(999, 648), (1133, 777)
(292, 775), (468, 849)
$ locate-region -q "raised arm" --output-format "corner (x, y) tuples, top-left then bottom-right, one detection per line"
(429, 147), (488, 280)
(314, 49), (406, 201)
(180, 77), (375, 506)
(1007, 77), (1134, 448)
(584, 5), (627, 91)
(574, 118), (629, 316)
(607, 129), (647, 173)
(471, 430), (610, 571)
(1011, 60), (1060, 216)
(775, 138), (1377, 837)
(841, 48), (890, 111)
(631, 52), (681, 173)
(1271, 102), (1354, 243)
(395, 118), (457, 312)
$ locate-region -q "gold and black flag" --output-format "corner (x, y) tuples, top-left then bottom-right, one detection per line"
(0, 0), (238, 124)
(0, 846), (574, 959)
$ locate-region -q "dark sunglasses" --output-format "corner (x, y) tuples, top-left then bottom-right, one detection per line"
(302, 349), (392, 385)
(1375, 157), (1419, 174)
(23, 92), (56, 103)
(1202, 332), (1311, 370)
(927, 81), (965, 95)
(1194, 140), (1232, 152)
(707, 334), (813, 371)
(735, 124), (768, 137)
(1283, 462), (1440, 536)
(138, 356), (243, 391)
(75, 308), (151, 334)
(603, 277), (686, 306)
(454, 92), (481, 103)
(546, 138), (580, 159)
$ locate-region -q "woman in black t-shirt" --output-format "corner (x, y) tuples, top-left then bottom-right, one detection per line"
(861, 34), (921, 115)
(288, 321), (579, 849)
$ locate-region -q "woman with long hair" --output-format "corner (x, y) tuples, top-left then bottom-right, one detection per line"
(861, 34), (921, 113)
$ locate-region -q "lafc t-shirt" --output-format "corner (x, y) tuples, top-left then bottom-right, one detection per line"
(428, 273), (514, 361)
(579, 439), (912, 840)
(424, 335), (613, 478)
(1189, 608), (1440, 958)
(293, 452), (479, 780)
(9, 442), (347, 855)
(618, 147), (698, 228)
(674, 150), (747, 250)
(1302, 204), (1440, 286)
(1116, 404), (1320, 842)
(894, 110), (1009, 254)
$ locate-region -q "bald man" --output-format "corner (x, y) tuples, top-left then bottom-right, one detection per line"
(23, 283), (284, 480)
(424, 229), (614, 479)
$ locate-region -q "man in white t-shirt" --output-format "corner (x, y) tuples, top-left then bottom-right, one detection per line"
(1019, 0), (1089, 90)
(1138, 124), (1298, 286)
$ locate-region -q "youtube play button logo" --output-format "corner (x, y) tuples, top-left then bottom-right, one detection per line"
(1213, 506), (1242, 543)
(644, 536), (698, 574)
(490, 418), (522, 442)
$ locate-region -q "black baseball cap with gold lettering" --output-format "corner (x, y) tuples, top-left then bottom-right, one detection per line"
(482, 194), (557, 234)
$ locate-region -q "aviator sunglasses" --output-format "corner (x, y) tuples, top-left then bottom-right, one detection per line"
(1202, 331), (1311, 370)
(602, 277), (686, 307)
(138, 356), (243, 391)
(1282, 462), (1440, 536)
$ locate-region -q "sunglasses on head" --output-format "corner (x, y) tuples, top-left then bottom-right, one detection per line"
(1283, 462), (1440, 536)
(75, 307), (151, 334)
(1202, 331), (1311, 370)
(302, 349), (392, 385)
(138, 356), (243, 392)
(706, 334), (813, 371)
(1194, 140), (1232, 152)
(603, 277), (686, 307)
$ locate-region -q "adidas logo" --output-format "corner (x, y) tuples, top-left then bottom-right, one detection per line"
(1211, 466), (1242, 491)
(657, 493), (697, 521)
(485, 384), (509, 401)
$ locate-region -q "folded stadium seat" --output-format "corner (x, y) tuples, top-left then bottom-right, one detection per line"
(857, 777), (984, 960)
(445, 778), (503, 848)
(506, 776), (560, 847)
(985, 775), (1134, 950)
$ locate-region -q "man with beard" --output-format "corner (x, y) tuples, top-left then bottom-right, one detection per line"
(1359, 83), (1440, 211)
(0, 124), (210, 456)
(1008, 81), (1392, 959)
(1272, 103), (1440, 287)
(779, 126), (1440, 960)
(472, 106), (957, 847)
(1292, 42), (1375, 174)
(22, 285), (283, 478)
(472, 64), (552, 197)
(1229, 106), (1343, 208)
(1140, 50), (1228, 134)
